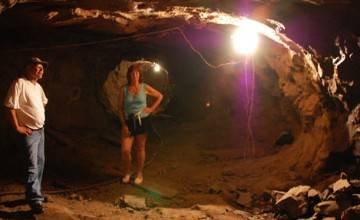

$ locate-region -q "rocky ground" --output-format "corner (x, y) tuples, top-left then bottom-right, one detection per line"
(0, 115), (308, 220)
(1, 114), (353, 220)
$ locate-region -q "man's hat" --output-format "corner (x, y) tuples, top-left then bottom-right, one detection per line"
(27, 57), (48, 67)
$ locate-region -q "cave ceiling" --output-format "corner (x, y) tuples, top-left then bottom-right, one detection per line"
(0, 0), (359, 54)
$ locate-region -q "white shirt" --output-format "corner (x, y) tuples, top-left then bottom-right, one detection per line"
(4, 77), (48, 130)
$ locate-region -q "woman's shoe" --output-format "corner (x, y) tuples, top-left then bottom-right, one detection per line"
(122, 174), (131, 184)
(134, 175), (143, 185)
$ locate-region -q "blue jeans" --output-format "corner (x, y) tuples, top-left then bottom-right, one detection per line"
(24, 128), (45, 204)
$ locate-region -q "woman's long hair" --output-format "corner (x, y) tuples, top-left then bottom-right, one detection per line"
(126, 64), (143, 85)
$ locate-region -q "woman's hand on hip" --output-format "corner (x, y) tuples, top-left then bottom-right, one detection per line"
(143, 107), (153, 114)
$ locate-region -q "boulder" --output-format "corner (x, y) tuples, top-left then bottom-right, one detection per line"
(115, 195), (148, 210)
(341, 205), (360, 220)
(308, 189), (322, 210)
(308, 189), (321, 199)
(286, 185), (312, 197)
(331, 179), (351, 194)
(352, 194), (360, 205)
(275, 186), (311, 218)
(272, 190), (286, 202)
(350, 179), (360, 189)
(314, 201), (341, 218)
(321, 188), (333, 201)
(322, 217), (336, 220)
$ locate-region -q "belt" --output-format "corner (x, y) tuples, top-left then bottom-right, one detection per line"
(129, 111), (143, 129)
(135, 111), (142, 126)
(30, 127), (44, 131)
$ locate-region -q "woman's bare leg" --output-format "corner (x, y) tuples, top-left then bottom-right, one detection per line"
(134, 133), (147, 184)
(121, 136), (134, 182)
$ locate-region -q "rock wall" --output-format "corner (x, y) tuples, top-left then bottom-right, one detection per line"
(262, 36), (348, 177)
(0, 0), (17, 14)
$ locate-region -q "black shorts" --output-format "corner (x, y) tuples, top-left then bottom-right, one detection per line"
(126, 116), (151, 136)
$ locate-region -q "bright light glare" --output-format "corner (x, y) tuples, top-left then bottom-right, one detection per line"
(231, 20), (259, 55)
(153, 63), (161, 72)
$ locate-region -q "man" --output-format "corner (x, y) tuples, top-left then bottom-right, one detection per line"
(4, 57), (48, 213)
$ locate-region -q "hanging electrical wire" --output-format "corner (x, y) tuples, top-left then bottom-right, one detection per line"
(241, 56), (256, 158)
(249, 57), (256, 156)
(3, 27), (244, 69)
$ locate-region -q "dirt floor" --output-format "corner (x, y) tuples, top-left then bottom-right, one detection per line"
(0, 115), (338, 220)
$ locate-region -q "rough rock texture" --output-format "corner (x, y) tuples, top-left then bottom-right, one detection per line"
(262, 34), (349, 176)
(273, 175), (360, 219)
(315, 200), (342, 218)
(342, 204), (360, 220)
(275, 185), (311, 218)
(0, 0), (17, 14)
(0, 0), (353, 14)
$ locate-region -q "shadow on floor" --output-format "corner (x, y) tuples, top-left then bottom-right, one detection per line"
(0, 199), (34, 220)
(0, 210), (34, 220)
(0, 199), (28, 207)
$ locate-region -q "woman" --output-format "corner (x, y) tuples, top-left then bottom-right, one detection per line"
(119, 64), (163, 184)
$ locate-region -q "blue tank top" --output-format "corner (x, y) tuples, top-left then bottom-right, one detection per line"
(124, 83), (149, 119)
